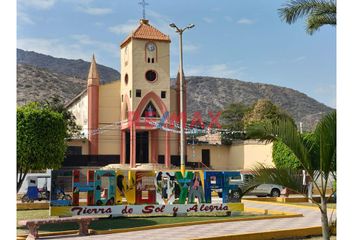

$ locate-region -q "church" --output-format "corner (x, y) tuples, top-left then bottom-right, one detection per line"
(65, 19), (273, 171)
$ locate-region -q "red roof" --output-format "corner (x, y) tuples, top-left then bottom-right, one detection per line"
(121, 19), (170, 47)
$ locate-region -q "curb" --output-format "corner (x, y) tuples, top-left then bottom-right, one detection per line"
(243, 197), (316, 203)
(190, 226), (322, 240)
(242, 199), (322, 210)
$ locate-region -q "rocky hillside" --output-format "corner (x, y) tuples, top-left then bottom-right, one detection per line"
(180, 77), (333, 130)
(17, 64), (86, 105)
(16, 49), (333, 131)
(17, 49), (120, 84)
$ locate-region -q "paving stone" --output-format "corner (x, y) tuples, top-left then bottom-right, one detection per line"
(41, 201), (336, 240)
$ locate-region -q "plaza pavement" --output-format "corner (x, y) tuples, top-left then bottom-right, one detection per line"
(41, 200), (336, 240)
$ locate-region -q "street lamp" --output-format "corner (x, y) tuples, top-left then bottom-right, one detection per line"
(169, 23), (195, 176)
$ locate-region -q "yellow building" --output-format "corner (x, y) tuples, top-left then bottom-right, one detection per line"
(66, 19), (274, 171)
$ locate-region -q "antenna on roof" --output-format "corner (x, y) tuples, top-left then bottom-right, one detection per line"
(138, 0), (149, 19)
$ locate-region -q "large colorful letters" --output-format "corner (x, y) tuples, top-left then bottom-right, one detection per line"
(222, 171), (241, 203)
(50, 170), (73, 206)
(93, 170), (116, 205)
(135, 171), (156, 204)
(204, 171), (224, 203)
(50, 169), (242, 210)
(115, 170), (136, 204)
(72, 170), (95, 206)
(155, 171), (177, 204)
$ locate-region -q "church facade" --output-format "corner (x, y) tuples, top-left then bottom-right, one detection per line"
(67, 19), (184, 169)
(66, 19), (274, 170)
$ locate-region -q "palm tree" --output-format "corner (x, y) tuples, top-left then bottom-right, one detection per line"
(279, 0), (336, 34)
(247, 111), (336, 240)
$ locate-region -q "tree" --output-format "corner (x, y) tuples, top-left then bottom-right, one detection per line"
(249, 100), (300, 169)
(220, 100), (292, 144)
(279, 0), (336, 35)
(220, 102), (249, 144)
(273, 139), (302, 169)
(17, 102), (67, 192)
(221, 102), (249, 130)
(247, 111), (336, 240)
(42, 96), (82, 139)
(243, 99), (292, 126)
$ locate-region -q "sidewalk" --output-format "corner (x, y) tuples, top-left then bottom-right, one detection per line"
(41, 200), (336, 240)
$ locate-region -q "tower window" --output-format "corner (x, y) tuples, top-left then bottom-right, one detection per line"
(129, 90), (131, 98)
(161, 91), (166, 99)
(121, 94), (123, 102)
(145, 70), (157, 82)
(124, 74), (129, 85)
(145, 42), (157, 63)
(136, 89), (141, 97)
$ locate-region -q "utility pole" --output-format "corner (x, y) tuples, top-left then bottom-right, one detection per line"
(169, 23), (195, 176)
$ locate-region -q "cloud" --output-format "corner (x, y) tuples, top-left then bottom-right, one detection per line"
(143, 10), (200, 55)
(94, 22), (104, 27)
(237, 18), (255, 25)
(315, 84), (336, 95)
(19, 0), (57, 10)
(170, 41), (200, 57)
(75, 0), (95, 4)
(79, 7), (112, 15)
(18, 11), (35, 25)
(224, 16), (233, 22)
(108, 10), (175, 38)
(17, 36), (118, 65)
(145, 10), (175, 35)
(292, 56), (306, 62)
(109, 20), (138, 35)
(186, 63), (246, 79)
(314, 84), (336, 108)
(70, 34), (117, 53)
(183, 43), (200, 52)
(17, 38), (89, 60)
(71, 34), (96, 45)
(264, 60), (277, 65)
(202, 17), (213, 23)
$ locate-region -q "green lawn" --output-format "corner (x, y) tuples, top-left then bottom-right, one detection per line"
(17, 210), (259, 235)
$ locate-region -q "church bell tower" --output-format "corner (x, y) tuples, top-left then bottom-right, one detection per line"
(119, 19), (171, 168)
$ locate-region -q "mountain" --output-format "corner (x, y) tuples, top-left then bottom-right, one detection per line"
(17, 64), (86, 106)
(180, 77), (333, 131)
(16, 49), (333, 131)
(17, 49), (120, 84)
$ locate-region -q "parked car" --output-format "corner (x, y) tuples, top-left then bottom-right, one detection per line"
(216, 172), (285, 199)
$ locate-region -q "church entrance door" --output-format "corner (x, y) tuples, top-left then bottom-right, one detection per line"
(136, 131), (149, 164)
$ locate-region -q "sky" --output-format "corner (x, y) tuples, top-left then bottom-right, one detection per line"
(17, 0), (336, 108)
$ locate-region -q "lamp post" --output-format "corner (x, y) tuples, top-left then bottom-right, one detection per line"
(169, 23), (195, 176)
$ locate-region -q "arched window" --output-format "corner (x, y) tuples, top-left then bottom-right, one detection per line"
(141, 101), (160, 118)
